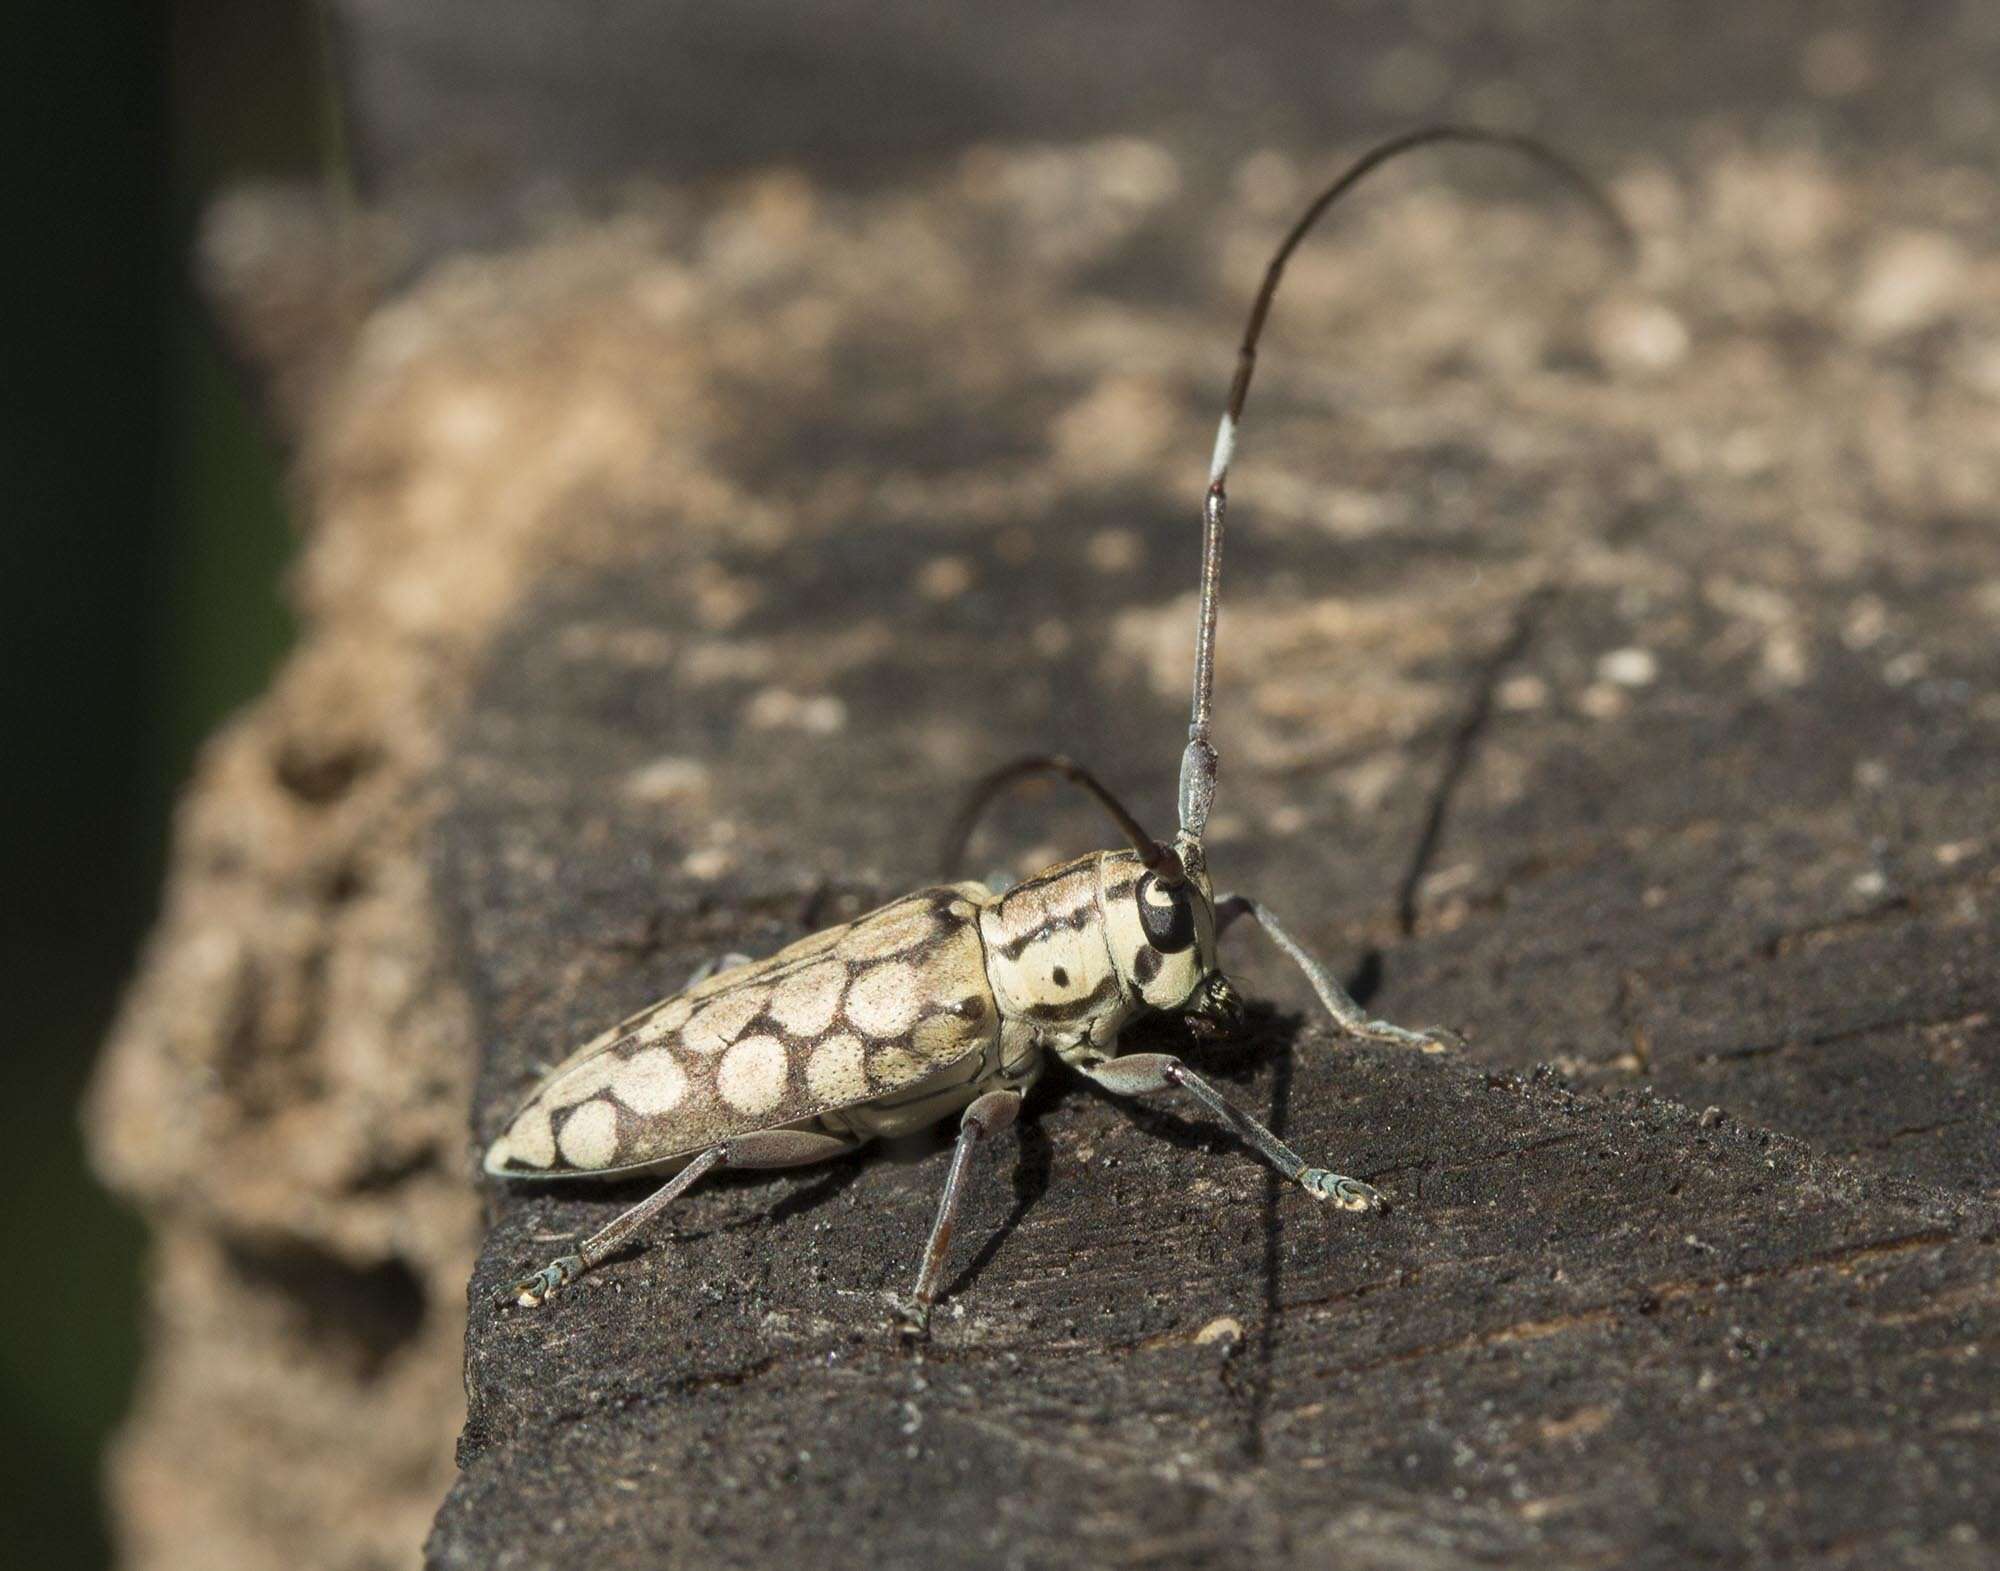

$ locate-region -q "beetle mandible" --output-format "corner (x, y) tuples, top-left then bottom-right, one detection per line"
(485, 126), (1630, 1330)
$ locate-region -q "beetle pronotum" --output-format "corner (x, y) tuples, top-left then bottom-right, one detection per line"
(485, 126), (1629, 1330)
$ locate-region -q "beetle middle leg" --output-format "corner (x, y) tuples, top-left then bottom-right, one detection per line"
(1078, 1053), (1386, 1213)
(685, 950), (755, 987)
(1216, 893), (1462, 1053)
(504, 1128), (862, 1307)
(888, 1088), (1024, 1336)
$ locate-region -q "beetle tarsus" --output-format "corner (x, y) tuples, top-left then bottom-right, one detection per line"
(1352, 1017), (1463, 1055)
(884, 1291), (932, 1340)
(505, 1253), (583, 1309)
(1299, 1170), (1387, 1212)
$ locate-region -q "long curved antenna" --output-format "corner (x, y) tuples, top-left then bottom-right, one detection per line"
(940, 754), (1184, 885)
(1177, 125), (1633, 843)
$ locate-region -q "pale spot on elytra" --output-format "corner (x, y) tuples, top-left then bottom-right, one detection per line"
(804, 1034), (867, 1104)
(499, 1105), (554, 1168)
(769, 961), (846, 1037)
(682, 987), (768, 1054)
(718, 1035), (787, 1115)
(613, 1048), (687, 1115)
(543, 1055), (618, 1108)
(844, 961), (920, 1037)
(557, 1099), (620, 1168)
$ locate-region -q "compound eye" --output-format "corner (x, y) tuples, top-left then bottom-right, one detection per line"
(1137, 872), (1196, 953)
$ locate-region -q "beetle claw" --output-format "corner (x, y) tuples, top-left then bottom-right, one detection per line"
(1299, 1170), (1388, 1213)
(501, 1254), (582, 1309)
(883, 1291), (932, 1339)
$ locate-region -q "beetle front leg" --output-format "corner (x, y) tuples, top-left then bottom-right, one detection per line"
(1214, 893), (1462, 1053)
(888, 1088), (1024, 1337)
(1078, 1053), (1387, 1213)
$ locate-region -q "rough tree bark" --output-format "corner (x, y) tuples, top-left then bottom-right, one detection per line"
(90, 6), (1998, 1569)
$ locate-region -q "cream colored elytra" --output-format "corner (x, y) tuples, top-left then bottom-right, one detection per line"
(484, 845), (1225, 1182)
(487, 128), (1618, 1324)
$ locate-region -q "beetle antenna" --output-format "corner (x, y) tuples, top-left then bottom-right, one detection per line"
(1176, 124), (1633, 843)
(941, 754), (1184, 885)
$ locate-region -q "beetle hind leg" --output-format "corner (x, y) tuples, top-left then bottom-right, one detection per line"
(502, 1129), (863, 1308)
(504, 1145), (726, 1308)
(510, 1252), (585, 1307)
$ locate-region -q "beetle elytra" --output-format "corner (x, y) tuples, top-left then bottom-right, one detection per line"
(485, 126), (1629, 1330)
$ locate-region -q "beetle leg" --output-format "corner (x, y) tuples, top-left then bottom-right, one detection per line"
(505, 1146), (726, 1308)
(685, 950), (755, 987)
(1214, 893), (1463, 1053)
(503, 1129), (863, 1308)
(1077, 1053), (1387, 1214)
(888, 1088), (1023, 1336)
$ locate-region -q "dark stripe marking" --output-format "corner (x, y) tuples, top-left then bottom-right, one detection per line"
(1019, 974), (1121, 1023)
(995, 901), (1097, 961)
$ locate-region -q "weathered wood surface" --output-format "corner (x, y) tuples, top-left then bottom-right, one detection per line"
(90, 7), (2000, 1570)
(426, 154), (1999, 1565)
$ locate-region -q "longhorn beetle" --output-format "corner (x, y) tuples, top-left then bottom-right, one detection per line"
(486, 126), (1630, 1330)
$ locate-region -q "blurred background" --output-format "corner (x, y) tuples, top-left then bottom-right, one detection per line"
(4, 4), (317, 1563)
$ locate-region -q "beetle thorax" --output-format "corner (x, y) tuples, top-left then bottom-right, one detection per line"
(979, 853), (1134, 1050)
(978, 849), (1217, 1057)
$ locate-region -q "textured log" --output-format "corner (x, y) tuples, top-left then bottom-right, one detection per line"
(427, 146), (1996, 1566)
